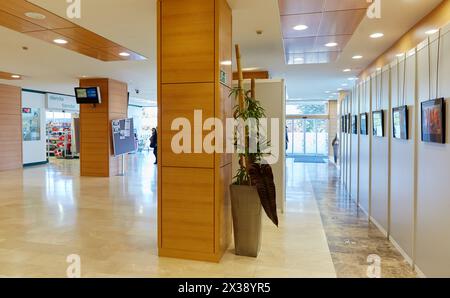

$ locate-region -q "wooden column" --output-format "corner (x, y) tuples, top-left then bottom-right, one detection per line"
(157, 0), (232, 262)
(0, 84), (22, 171)
(79, 78), (128, 177)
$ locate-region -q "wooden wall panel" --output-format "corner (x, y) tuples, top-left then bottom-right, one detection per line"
(158, 0), (232, 263)
(161, 0), (215, 83)
(0, 84), (22, 171)
(79, 78), (128, 177)
(161, 83), (215, 168)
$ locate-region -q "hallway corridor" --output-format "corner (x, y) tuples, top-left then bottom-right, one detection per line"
(287, 159), (416, 277)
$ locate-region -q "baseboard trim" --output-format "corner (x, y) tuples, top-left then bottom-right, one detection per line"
(389, 236), (414, 267)
(23, 160), (49, 167)
(370, 216), (388, 238)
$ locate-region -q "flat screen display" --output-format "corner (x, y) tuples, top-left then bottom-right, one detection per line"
(75, 87), (102, 104)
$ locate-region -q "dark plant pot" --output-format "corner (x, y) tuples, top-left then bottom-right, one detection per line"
(230, 184), (262, 257)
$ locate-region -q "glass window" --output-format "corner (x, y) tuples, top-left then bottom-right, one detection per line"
(286, 102), (327, 116)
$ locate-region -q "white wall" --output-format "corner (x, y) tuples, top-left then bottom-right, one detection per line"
(22, 91), (47, 165)
(341, 23), (450, 277)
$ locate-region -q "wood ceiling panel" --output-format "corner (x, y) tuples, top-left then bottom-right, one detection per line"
(278, 0), (325, 15)
(324, 0), (370, 11)
(318, 9), (366, 36)
(280, 13), (322, 38)
(0, 71), (22, 80)
(0, 10), (45, 32)
(0, 0), (75, 30)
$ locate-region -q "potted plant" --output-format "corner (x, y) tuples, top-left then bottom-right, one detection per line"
(229, 45), (278, 258)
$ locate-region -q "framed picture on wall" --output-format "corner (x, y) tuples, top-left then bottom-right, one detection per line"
(360, 113), (368, 135)
(352, 115), (358, 134)
(393, 106), (409, 140)
(421, 98), (446, 144)
(341, 116), (346, 133)
(348, 114), (352, 133)
(372, 110), (385, 137)
(344, 114), (348, 133)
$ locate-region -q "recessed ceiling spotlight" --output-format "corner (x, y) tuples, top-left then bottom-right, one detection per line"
(325, 91), (331, 94)
(425, 29), (439, 35)
(294, 57), (304, 63)
(377, 67), (382, 71)
(220, 60), (232, 66)
(370, 32), (384, 39)
(119, 52), (131, 57)
(11, 75), (21, 79)
(325, 42), (338, 47)
(341, 83), (348, 87)
(293, 24), (308, 31)
(343, 68), (351, 72)
(352, 55), (363, 60)
(337, 88), (343, 91)
(25, 12), (46, 20)
(53, 39), (68, 45)
(348, 77), (358, 81)
(396, 53), (404, 57)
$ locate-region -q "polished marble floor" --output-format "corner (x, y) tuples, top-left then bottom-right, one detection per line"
(0, 154), (336, 278)
(290, 160), (416, 278)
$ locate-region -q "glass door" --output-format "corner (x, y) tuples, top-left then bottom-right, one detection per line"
(286, 118), (328, 157)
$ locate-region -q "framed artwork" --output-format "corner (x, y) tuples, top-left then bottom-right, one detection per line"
(421, 98), (446, 144)
(22, 108), (41, 141)
(360, 113), (368, 135)
(393, 106), (409, 140)
(352, 115), (358, 134)
(348, 114), (352, 133)
(344, 114), (348, 133)
(372, 110), (384, 137)
(341, 116), (346, 133)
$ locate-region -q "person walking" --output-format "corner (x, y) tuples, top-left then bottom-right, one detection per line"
(150, 128), (157, 165)
(332, 134), (339, 164)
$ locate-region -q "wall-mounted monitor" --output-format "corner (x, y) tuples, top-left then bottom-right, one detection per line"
(393, 106), (409, 140)
(360, 113), (368, 135)
(372, 110), (384, 137)
(421, 98), (446, 144)
(74, 87), (102, 104)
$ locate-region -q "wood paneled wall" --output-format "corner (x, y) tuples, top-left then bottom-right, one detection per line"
(79, 78), (128, 177)
(0, 84), (22, 171)
(158, 0), (232, 262)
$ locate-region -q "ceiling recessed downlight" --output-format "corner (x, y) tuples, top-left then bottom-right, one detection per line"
(425, 29), (439, 35)
(293, 24), (308, 31)
(11, 75), (21, 79)
(370, 32), (384, 39)
(352, 55), (363, 60)
(396, 53), (404, 57)
(348, 77), (358, 81)
(53, 39), (68, 45)
(343, 68), (351, 72)
(25, 12), (46, 20)
(325, 42), (338, 47)
(119, 52), (131, 57)
(220, 60), (232, 66)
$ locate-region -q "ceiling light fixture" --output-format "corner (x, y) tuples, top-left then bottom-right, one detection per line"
(370, 32), (384, 39)
(53, 39), (68, 45)
(348, 77), (358, 81)
(396, 53), (404, 57)
(119, 52), (131, 57)
(293, 24), (308, 31)
(325, 42), (338, 47)
(343, 68), (351, 72)
(352, 55), (363, 60)
(220, 60), (232, 66)
(425, 29), (439, 35)
(325, 91), (331, 94)
(25, 12), (46, 20)
(11, 75), (21, 79)
(341, 83), (348, 87)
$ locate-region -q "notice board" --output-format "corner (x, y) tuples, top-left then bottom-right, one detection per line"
(112, 118), (136, 156)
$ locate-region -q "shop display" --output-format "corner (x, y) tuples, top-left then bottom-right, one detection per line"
(46, 112), (79, 159)
(373, 110), (385, 137)
(421, 98), (446, 144)
(393, 106), (409, 140)
(22, 108), (41, 141)
(360, 113), (368, 135)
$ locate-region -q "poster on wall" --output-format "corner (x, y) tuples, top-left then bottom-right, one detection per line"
(22, 108), (41, 141)
(112, 118), (136, 156)
(360, 113), (368, 135)
(372, 110), (384, 137)
(421, 98), (446, 144)
(393, 106), (409, 140)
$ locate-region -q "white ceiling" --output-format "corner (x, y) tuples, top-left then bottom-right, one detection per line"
(0, 0), (443, 104)
(229, 0), (443, 100)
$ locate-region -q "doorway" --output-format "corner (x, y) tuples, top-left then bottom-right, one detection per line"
(286, 118), (329, 158)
